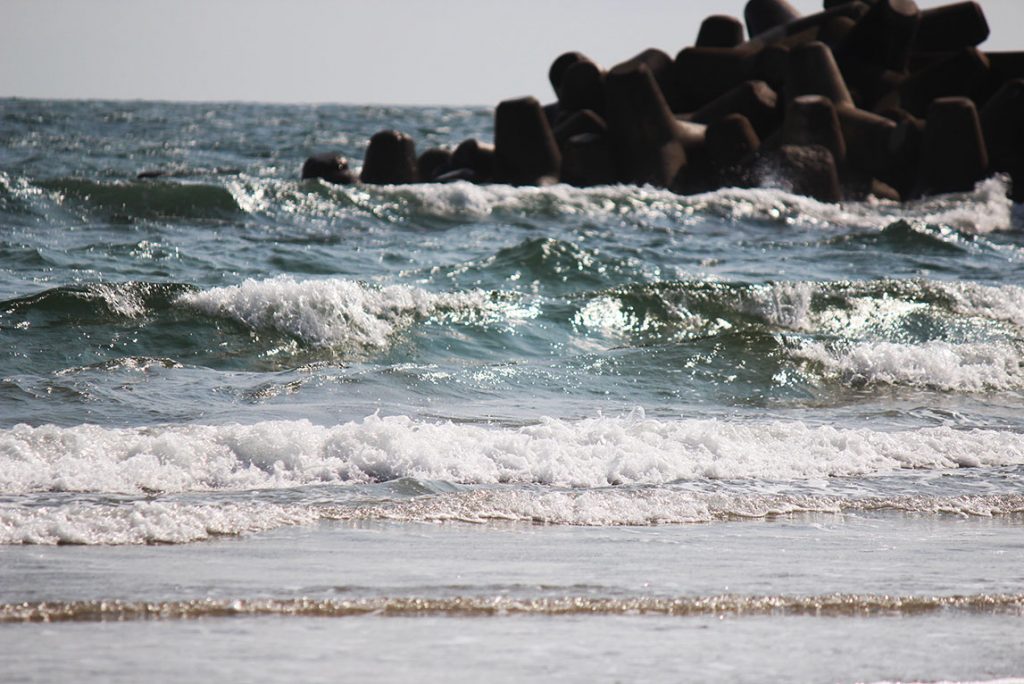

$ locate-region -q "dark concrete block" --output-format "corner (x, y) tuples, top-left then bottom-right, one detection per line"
(416, 148), (453, 182)
(697, 15), (746, 48)
(755, 44), (791, 91)
(817, 15), (857, 49)
(986, 52), (1024, 83)
(675, 46), (760, 112)
(914, 2), (989, 52)
(1011, 167), (1024, 203)
(783, 95), (847, 163)
(561, 133), (618, 187)
(786, 42), (855, 107)
(360, 131), (418, 184)
(690, 80), (781, 140)
(837, 106), (898, 178)
(553, 110), (608, 146)
(605, 62), (688, 187)
(758, 144), (843, 201)
(823, 0), (872, 8)
(301, 152), (355, 185)
(672, 120), (715, 194)
(494, 97), (562, 186)
(751, 1), (870, 47)
(841, 0), (920, 72)
(706, 113), (761, 177)
(745, 0), (802, 38)
(920, 96), (988, 194)
(880, 114), (925, 195)
(559, 60), (606, 113)
(899, 47), (990, 116)
(550, 52), (589, 96)
(614, 49), (682, 112)
(452, 139), (495, 183)
(979, 79), (1024, 173)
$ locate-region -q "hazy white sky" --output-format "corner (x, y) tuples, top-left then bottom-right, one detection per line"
(2, 0), (1021, 105)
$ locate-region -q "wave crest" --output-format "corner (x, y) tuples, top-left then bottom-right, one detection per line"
(2, 415), (1023, 496)
(175, 276), (510, 350)
(794, 340), (1024, 392)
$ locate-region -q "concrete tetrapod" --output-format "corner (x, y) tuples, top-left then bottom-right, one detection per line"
(697, 15), (746, 49)
(494, 97), (562, 186)
(301, 153), (355, 185)
(920, 96), (989, 195)
(360, 131), (418, 185)
(605, 62), (688, 187)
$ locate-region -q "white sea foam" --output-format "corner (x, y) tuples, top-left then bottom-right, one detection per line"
(2, 490), (1021, 544)
(342, 490), (1024, 527)
(718, 174), (1013, 234)
(944, 280), (1024, 329)
(794, 340), (1024, 392)
(363, 175), (1014, 233)
(374, 181), (692, 222)
(912, 176), (1016, 234)
(0, 501), (318, 545)
(694, 176), (1017, 233)
(175, 276), (509, 349)
(2, 415), (1023, 497)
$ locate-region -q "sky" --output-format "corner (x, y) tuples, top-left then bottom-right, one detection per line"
(2, 0), (1021, 106)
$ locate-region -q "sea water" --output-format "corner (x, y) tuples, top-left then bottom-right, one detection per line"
(1, 98), (1023, 682)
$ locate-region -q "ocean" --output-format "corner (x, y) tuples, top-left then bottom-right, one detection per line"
(1, 98), (1023, 682)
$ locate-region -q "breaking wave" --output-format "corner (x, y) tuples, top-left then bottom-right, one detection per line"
(175, 276), (507, 350)
(793, 340), (1024, 392)
(3, 414), (1023, 496)
(4, 491), (1023, 545)
(9, 170), (1012, 233)
(341, 176), (1014, 233)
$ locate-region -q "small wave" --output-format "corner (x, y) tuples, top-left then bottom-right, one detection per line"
(342, 490), (1024, 526)
(54, 357), (184, 376)
(446, 236), (645, 289)
(793, 340), (1024, 392)
(910, 176), (1016, 234)
(174, 276), (520, 350)
(840, 220), (976, 253)
(7, 171), (1015, 233)
(0, 500), (318, 545)
(353, 181), (696, 223)
(5, 278), (1022, 369)
(2, 415), (1023, 496)
(575, 278), (1024, 342)
(37, 178), (242, 221)
(748, 279), (1024, 335)
(3, 593), (1022, 622)
(685, 176), (1012, 233)
(1, 282), (194, 320)
(368, 177), (1014, 232)
(274, 175), (1015, 232)
(2, 491), (1021, 545)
